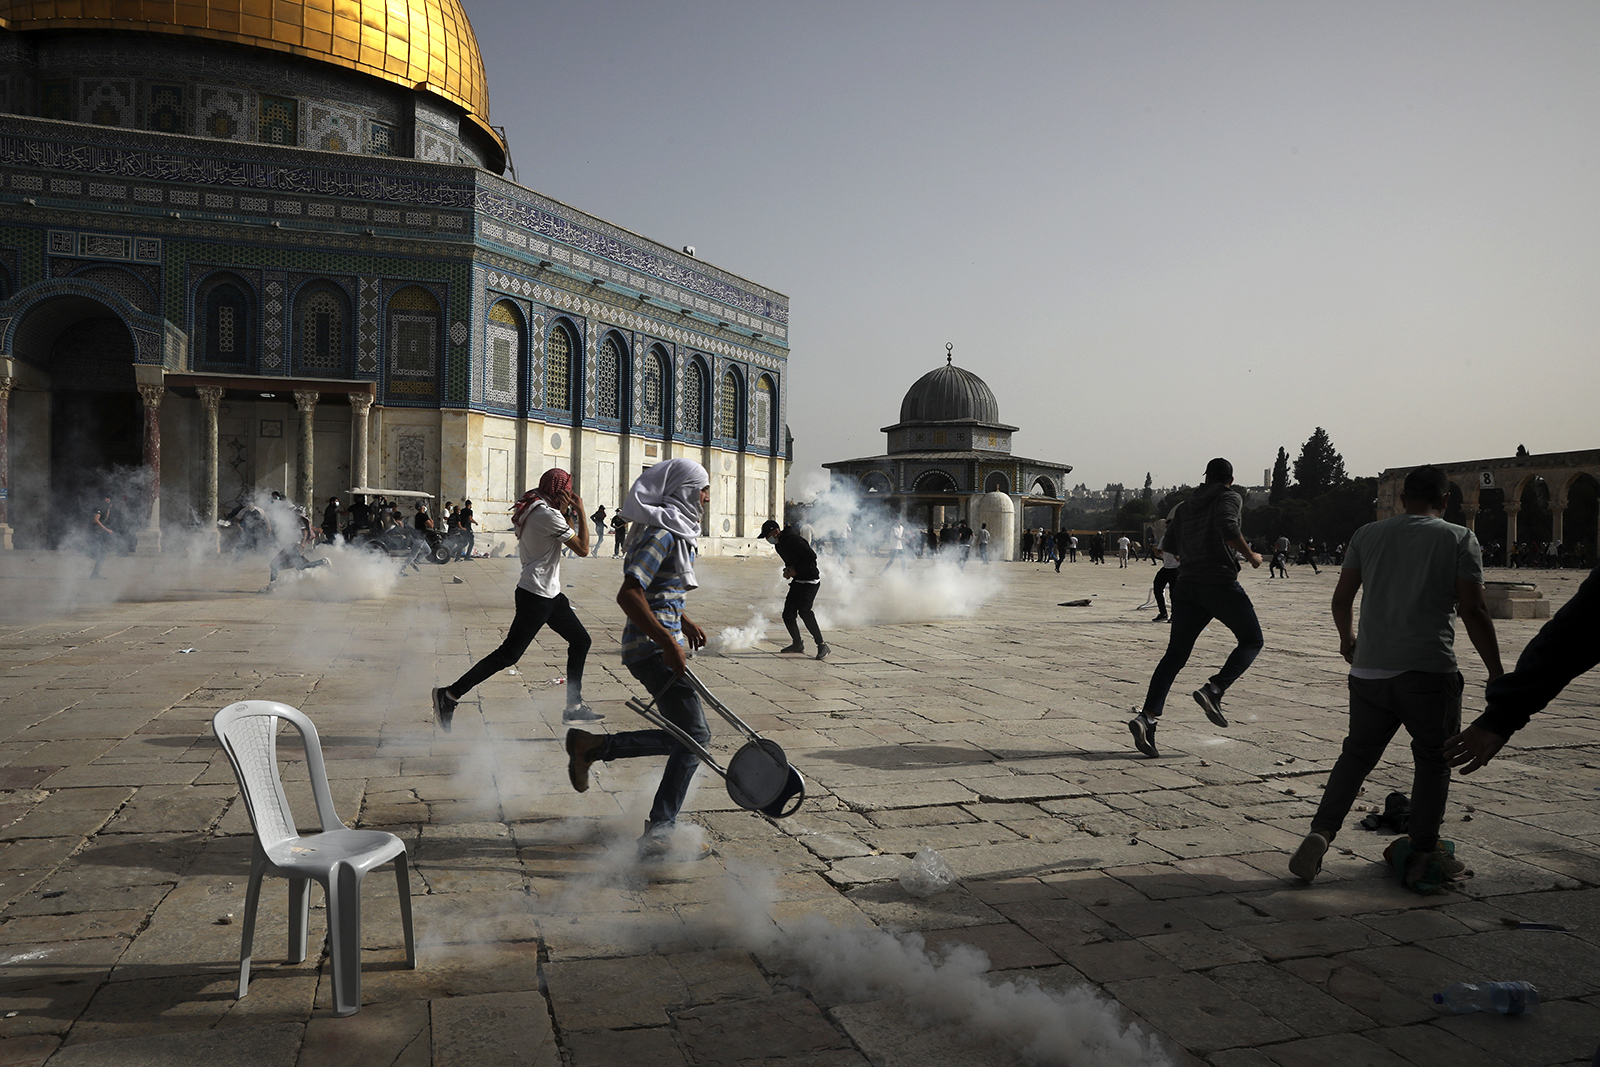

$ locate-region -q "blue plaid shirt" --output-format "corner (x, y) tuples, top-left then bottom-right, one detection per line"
(620, 527), (690, 666)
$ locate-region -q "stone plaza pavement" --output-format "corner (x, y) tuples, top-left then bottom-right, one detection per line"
(1, 544), (1598, 1067)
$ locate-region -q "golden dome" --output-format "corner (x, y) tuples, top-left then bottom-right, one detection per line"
(0, 0), (501, 155)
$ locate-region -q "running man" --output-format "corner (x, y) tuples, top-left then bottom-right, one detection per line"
(431, 468), (599, 731)
(565, 458), (714, 860)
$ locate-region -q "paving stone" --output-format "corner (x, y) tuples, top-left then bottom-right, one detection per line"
(843, 882), (1005, 931)
(1422, 929), (1600, 1000)
(1058, 939), (1182, 983)
(0, 910), (147, 945)
(917, 922), (1061, 970)
(1251, 1031), (1416, 1067)
(665, 949), (772, 1005)
(1277, 955), (1435, 1028)
(0, 553), (1592, 1065)
(1106, 971), (1299, 1053)
(0, 937), (127, 1038)
(430, 990), (556, 1067)
(1363, 1023), (1519, 1067)
(1233, 916), (1395, 961)
(673, 991), (854, 1065)
(0, 1034), (60, 1067)
(544, 955), (687, 1029)
(1140, 928), (1261, 970)
(562, 1027), (688, 1067)
(1208, 961), (1374, 1038)
(43, 1022), (303, 1067)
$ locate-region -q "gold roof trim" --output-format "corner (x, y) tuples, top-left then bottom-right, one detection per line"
(0, 0), (502, 157)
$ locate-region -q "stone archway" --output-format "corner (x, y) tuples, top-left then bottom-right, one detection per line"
(4, 293), (146, 548)
(1562, 472), (1599, 565)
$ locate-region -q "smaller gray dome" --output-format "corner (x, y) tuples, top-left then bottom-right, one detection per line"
(899, 359), (1000, 424)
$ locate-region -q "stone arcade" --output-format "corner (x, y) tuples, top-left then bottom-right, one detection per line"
(0, 1), (788, 552)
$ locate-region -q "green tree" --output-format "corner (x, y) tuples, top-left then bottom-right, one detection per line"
(1292, 427), (1347, 500)
(1115, 497), (1154, 531)
(1155, 486), (1193, 518)
(1269, 447), (1290, 504)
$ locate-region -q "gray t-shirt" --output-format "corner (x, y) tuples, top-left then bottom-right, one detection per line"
(1343, 514), (1483, 673)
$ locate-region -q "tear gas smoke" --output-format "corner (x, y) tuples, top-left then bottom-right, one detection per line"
(433, 697), (1167, 1065)
(704, 864), (1172, 1067)
(258, 539), (400, 600)
(720, 480), (1001, 640)
(704, 612), (771, 655)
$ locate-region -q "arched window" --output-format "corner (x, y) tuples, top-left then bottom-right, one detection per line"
(199, 275), (253, 367)
(387, 285), (439, 386)
(719, 369), (741, 441)
(295, 284), (348, 373)
(985, 472), (1011, 494)
(641, 347), (667, 429)
(597, 334), (622, 420)
(485, 300), (520, 408)
(682, 359), (705, 439)
(546, 323), (573, 410)
(753, 376), (775, 448)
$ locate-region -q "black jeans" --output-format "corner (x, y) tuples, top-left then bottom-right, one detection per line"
(1141, 580), (1263, 717)
(1311, 671), (1463, 851)
(449, 588), (590, 707)
(783, 581), (823, 645)
(1152, 569), (1178, 616)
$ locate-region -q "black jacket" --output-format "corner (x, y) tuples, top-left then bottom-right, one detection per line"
(1160, 482), (1243, 584)
(774, 528), (820, 582)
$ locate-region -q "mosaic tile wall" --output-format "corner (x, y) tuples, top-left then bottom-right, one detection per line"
(0, 102), (786, 450)
(0, 35), (485, 164)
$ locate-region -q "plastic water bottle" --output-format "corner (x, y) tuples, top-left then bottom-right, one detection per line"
(1432, 981), (1540, 1015)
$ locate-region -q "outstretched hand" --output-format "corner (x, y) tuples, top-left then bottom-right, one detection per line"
(1442, 724), (1507, 775)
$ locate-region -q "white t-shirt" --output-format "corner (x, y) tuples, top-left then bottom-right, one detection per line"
(890, 523), (905, 548)
(516, 500), (574, 598)
(1117, 536), (1130, 553)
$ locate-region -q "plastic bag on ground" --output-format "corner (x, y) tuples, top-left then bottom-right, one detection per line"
(899, 847), (956, 897)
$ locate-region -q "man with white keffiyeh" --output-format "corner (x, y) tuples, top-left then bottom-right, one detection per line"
(565, 458), (715, 861)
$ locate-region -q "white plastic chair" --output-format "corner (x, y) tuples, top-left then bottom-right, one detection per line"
(212, 700), (415, 1017)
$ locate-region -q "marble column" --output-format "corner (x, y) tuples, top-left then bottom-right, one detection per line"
(294, 390), (319, 512)
(198, 387), (224, 538)
(1550, 503), (1565, 546)
(1460, 502), (1478, 533)
(137, 383), (164, 550)
(0, 376), (12, 550)
(1504, 501), (1520, 547)
(349, 392), (373, 491)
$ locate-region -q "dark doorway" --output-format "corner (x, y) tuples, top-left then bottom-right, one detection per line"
(1567, 474), (1598, 566)
(1476, 488), (1506, 564)
(44, 316), (142, 546)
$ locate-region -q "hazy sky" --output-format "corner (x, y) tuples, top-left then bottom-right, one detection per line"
(466, 1), (1600, 493)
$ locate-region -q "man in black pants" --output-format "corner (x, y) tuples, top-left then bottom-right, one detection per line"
(761, 519), (830, 660)
(431, 468), (601, 731)
(1129, 458), (1263, 757)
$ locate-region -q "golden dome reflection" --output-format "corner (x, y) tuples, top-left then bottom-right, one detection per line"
(0, 0), (498, 150)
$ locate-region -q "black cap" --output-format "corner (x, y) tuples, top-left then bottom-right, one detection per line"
(760, 519), (781, 537)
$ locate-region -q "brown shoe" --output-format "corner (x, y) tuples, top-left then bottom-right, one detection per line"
(566, 729), (605, 793)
